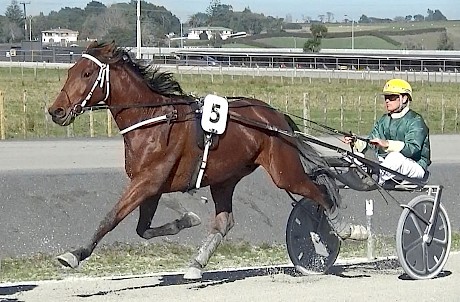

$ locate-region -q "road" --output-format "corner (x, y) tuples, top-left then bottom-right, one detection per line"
(0, 136), (459, 258)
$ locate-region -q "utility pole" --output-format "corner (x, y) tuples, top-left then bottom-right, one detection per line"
(136, 0), (141, 59)
(20, 1), (31, 40)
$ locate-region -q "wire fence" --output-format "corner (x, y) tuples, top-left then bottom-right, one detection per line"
(0, 87), (457, 140)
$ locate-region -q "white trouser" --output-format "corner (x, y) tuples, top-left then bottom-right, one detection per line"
(378, 152), (425, 184)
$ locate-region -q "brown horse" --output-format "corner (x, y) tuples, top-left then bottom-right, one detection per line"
(48, 41), (367, 279)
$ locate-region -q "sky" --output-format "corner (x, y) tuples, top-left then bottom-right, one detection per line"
(2, 0), (459, 22)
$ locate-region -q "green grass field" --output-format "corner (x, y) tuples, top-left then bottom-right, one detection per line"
(0, 67), (459, 139)
(240, 20), (460, 50)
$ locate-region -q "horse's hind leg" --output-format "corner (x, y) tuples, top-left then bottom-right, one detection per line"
(184, 179), (237, 279)
(136, 195), (201, 239)
(260, 142), (368, 241)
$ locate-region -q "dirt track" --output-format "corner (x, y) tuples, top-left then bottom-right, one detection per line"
(2, 252), (458, 302)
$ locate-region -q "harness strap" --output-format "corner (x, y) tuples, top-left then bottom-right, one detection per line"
(119, 112), (177, 135)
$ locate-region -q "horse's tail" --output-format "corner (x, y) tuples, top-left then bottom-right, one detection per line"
(284, 114), (342, 208)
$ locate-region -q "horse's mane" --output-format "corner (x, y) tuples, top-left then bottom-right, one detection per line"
(86, 41), (184, 96)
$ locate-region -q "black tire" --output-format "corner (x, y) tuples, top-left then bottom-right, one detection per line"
(286, 198), (341, 274)
(396, 195), (451, 280)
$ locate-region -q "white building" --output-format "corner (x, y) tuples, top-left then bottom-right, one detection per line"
(41, 28), (79, 46)
(186, 27), (246, 40)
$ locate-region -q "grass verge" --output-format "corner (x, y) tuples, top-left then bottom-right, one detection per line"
(2, 233), (458, 282)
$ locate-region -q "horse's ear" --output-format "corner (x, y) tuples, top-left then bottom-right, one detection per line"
(86, 40), (98, 50)
(107, 40), (116, 53)
(100, 41), (117, 58)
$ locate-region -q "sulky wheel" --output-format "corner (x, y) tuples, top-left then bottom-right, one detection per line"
(396, 195), (451, 280)
(286, 198), (340, 274)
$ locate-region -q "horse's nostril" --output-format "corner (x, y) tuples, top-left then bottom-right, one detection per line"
(52, 107), (66, 118)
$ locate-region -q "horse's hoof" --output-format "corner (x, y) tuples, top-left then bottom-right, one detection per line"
(183, 266), (203, 280)
(57, 252), (79, 268)
(347, 225), (369, 241)
(182, 212), (201, 228)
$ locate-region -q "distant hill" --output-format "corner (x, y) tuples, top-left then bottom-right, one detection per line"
(218, 21), (460, 50)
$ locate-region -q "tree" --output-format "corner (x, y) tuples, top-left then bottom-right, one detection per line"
(303, 23), (327, 53)
(303, 38), (321, 52)
(4, 0), (24, 42)
(326, 12), (334, 23)
(102, 26), (136, 46)
(359, 14), (370, 23)
(199, 31), (208, 40)
(432, 9), (447, 21)
(188, 12), (208, 27)
(84, 1), (107, 15)
(206, 0), (233, 26)
(5, 0), (23, 24)
(426, 9), (447, 21)
(310, 23), (328, 38)
(413, 14), (424, 22)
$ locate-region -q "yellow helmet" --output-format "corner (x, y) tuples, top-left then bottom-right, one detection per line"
(383, 79), (412, 100)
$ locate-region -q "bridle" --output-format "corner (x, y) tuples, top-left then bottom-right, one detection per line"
(66, 53), (111, 117)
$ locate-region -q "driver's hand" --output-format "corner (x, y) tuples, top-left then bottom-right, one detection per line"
(369, 138), (389, 148)
(341, 135), (356, 144)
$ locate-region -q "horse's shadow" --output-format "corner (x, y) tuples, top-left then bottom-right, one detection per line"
(0, 284), (36, 302)
(329, 258), (452, 280)
(77, 259), (452, 298)
(77, 265), (299, 297)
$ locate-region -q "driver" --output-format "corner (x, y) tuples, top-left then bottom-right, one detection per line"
(344, 78), (431, 186)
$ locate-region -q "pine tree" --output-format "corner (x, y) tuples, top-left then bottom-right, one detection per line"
(5, 0), (24, 24)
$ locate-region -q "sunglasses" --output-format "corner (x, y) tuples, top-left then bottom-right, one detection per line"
(384, 94), (400, 102)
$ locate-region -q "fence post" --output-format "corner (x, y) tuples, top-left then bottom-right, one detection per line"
(340, 95), (344, 131)
(285, 94), (289, 113)
(441, 95), (445, 134)
(107, 109), (112, 137)
(323, 95), (328, 126)
(89, 110), (95, 137)
(0, 91), (4, 140)
(303, 92), (310, 134)
(456, 98), (459, 133)
(23, 90), (27, 139)
(373, 94), (377, 124)
(366, 199), (375, 260)
(358, 96), (362, 134)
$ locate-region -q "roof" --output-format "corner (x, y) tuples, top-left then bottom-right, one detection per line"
(42, 28), (79, 34)
(189, 27), (232, 31)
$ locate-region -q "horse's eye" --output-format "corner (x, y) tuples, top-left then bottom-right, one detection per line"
(83, 71), (91, 78)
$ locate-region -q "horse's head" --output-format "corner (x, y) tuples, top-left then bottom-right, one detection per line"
(48, 41), (118, 126)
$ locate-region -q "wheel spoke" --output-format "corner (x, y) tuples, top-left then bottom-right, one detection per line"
(421, 241), (428, 274)
(431, 236), (448, 247)
(408, 212), (424, 236)
(404, 236), (423, 254)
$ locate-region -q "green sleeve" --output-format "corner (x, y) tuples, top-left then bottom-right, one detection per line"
(400, 116), (428, 158)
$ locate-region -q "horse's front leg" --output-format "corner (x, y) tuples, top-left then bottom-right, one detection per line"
(57, 175), (163, 268)
(136, 195), (201, 239)
(184, 180), (238, 279)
